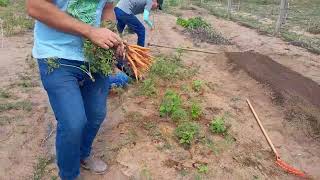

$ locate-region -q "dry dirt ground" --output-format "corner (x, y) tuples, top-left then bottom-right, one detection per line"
(0, 7), (320, 180)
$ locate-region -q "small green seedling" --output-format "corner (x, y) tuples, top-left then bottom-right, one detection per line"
(210, 116), (226, 134)
(192, 80), (203, 92)
(175, 122), (199, 146)
(197, 164), (209, 174)
(190, 102), (202, 120)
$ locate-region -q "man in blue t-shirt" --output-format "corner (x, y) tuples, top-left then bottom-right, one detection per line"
(27, 0), (123, 179)
(115, 0), (162, 47)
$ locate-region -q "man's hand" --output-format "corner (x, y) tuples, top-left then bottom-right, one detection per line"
(87, 27), (122, 49)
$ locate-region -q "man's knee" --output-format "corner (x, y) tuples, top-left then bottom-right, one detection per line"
(57, 113), (87, 140)
(88, 108), (106, 127)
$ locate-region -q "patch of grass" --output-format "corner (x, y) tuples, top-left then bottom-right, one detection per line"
(0, 116), (16, 125)
(0, 0), (34, 35)
(0, 100), (32, 112)
(139, 78), (157, 97)
(190, 102), (202, 120)
(159, 90), (182, 117)
(32, 156), (54, 180)
(192, 80), (203, 92)
(143, 121), (164, 142)
(197, 164), (208, 174)
(282, 30), (320, 54)
(0, 88), (11, 98)
(307, 22), (320, 34)
(175, 121), (200, 146)
(190, 0), (320, 54)
(0, 0), (9, 7)
(210, 116), (226, 134)
(15, 74), (39, 88)
(140, 166), (152, 180)
(150, 56), (193, 80)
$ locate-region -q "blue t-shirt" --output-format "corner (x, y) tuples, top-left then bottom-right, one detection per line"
(32, 0), (112, 61)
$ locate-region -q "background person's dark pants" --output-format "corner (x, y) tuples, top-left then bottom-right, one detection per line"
(114, 7), (146, 47)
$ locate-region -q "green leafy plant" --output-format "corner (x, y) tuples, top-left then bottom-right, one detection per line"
(210, 116), (226, 134)
(150, 56), (188, 80)
(192, 80), (203, 92)
(197, 164), (209, 174)
(176, 17), (210, 30)
(46, 58), (60, 74)
(171, 107), (189, 122)
(83, 21), (117, 80)
(190, 102), (202, 120)
(175, 122), (199, 146)
(159, 90), (182, 117)
(0, 0), (9, 7)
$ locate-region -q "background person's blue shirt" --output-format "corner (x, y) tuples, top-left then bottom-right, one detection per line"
(32, 0), (112, 61)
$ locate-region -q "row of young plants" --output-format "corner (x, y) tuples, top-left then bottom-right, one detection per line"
(176, 16), (231, 45)
(159, 88), (228, 148)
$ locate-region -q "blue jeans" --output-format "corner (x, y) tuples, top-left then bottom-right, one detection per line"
(37, 59), (110, 180)
(114, 7), (146, 47)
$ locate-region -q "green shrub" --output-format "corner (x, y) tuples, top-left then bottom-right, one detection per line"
(175, 122), (200, 145)
(210, 116), (226, 134)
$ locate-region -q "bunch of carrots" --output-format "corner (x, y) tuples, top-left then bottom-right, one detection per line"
(124, 44), (153, 80)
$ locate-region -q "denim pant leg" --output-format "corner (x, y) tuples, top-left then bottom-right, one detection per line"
(126, 15), (146, 47)
(38, 59), (87, 180)
(114, 7), (126, 33)
(114, 7), (146, 47)
(80, 73), (110, 159)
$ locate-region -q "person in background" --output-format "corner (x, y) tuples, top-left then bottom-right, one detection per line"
(114, 0), (162, 47)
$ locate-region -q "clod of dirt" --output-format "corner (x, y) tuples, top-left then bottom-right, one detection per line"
(183, 27), (232, 45)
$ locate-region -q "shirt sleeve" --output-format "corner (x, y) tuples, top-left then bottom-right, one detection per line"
(145, 0), (153, 11)
(143, 9), (153, 28)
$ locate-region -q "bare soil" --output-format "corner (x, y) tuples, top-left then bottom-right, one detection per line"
(1, 7), (320, 180)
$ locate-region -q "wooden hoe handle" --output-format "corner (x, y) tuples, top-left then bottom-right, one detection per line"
(246, 99), (280, 158)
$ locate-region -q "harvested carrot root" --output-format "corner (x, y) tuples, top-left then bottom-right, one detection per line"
(123, 44), (154, 80)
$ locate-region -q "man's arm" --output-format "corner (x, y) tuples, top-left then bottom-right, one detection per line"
(102, 3), (116, 22)
(26, 0), (121, 49)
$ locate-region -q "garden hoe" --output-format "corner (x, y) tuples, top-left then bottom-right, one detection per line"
(246, 99), (306, 178)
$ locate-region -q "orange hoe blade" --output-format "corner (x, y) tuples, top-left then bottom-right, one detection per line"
(246, 99), (306, 178)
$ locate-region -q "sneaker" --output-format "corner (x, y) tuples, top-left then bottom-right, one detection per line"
(80, 155), (108, 174)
